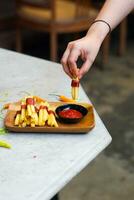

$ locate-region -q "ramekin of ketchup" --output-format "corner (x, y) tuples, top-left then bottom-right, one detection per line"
(55, 104), (88, 123)
(59, 109), (83, 119)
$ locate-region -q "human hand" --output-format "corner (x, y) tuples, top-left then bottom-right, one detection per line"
(61, 23), (108, 79)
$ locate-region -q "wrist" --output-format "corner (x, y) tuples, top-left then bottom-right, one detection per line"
(86, 21), (110, 43)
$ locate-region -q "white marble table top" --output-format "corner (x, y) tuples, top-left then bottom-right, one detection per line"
(0, 48), (112, 200)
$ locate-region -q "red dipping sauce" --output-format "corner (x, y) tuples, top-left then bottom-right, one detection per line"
(59, 109), (83, 119)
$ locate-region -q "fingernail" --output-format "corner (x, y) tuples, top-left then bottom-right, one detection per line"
(78, 73), (82, 79)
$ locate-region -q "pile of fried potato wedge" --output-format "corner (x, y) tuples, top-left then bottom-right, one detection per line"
(12, 96), (58, 128)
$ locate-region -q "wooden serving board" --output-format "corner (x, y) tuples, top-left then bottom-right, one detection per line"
(4, 102), (95, 133)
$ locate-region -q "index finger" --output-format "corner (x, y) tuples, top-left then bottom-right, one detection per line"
(67, 48), (81, 78)
(61, 48), (73, 78)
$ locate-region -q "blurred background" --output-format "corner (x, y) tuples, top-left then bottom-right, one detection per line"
(0, 0), (134, 200)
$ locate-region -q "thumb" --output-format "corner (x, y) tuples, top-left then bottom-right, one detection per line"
(78, 58), (93, 79)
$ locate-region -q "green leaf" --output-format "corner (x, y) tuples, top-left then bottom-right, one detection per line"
(0, 128), (8, 135)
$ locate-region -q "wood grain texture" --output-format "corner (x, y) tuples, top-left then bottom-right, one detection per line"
(4, 102), (95, 133)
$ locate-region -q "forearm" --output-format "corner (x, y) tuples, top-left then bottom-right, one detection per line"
(96, 0), (134, 29)
(87, 0), (134, 42)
